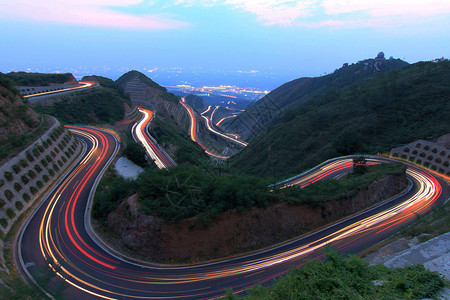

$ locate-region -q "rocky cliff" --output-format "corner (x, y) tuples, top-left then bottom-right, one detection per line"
(106, 173), (408, 262)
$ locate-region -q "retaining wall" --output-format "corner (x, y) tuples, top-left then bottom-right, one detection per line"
(0, 118), (82, 244)
(390, 139), (450, 175)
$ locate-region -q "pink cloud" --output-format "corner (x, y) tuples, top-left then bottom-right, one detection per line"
(1, 0), (189, 30)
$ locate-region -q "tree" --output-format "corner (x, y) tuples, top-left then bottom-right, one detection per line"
(124, 141), (147, 167)
(353, 156), (367, 174)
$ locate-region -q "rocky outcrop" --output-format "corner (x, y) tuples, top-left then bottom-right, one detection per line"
(106, 173), (408, 262)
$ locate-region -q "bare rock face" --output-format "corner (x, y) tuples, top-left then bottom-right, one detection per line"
(106, 173), (408, 262)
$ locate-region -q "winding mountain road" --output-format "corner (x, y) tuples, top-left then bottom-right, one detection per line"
(18, 126), (450, 299)
(132, 108), (177, 169)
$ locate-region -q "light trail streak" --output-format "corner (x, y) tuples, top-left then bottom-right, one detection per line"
(180, 98), (230, 159)
(19, 138), (448, 300)
(215, 115), (238, 127)
(201, 113), (248, 147)
(133, 108), (175, 169)
(23, 81), (95, 98)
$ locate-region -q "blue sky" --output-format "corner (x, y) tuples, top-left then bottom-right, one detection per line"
(1, 0), (449, 88)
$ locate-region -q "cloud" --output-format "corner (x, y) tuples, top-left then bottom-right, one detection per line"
(322, 0), (450, 17)
(171, 0), (450, 28)
(224, 0), (316, 25)
(1, 0), (189, 29)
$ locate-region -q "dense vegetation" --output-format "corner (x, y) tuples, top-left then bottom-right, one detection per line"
(150, 117), (208, 165)
(6, 72), (73, 86)
(82, 75), (117, 89)
(33, 86), (131, 124)
(225, 250), (446, 300)
(223, 55), (408, 139)
(281, 162), (406, 207)
(0, 73), (44, 161)
(93, 162), (405, 223)
(231, 59), (450, 177)
(0, 72), (20, 95)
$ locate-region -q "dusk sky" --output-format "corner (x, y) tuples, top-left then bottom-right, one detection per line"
(1, 0), (449, 88)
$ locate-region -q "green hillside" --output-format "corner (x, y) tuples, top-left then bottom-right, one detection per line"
(230, 59), (450, 178)
(6, 72), (74, 86)
(223, 54), (408, 139)
(0, 73), (43, 161)
(33, 79), (132, 124)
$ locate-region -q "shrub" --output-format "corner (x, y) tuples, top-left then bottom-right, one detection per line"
(424, 162), (430, 168)
(0, 218), (8, 229)
(23, 193), (31, 202)
(57, 160), (63, 167)
(432, 148), (438, 153)
(12, 164), (21, 174)
(26, 152), (34, 162)
(403, 147), (409, 153)
(49, 169), (55, 176)
(14, 183), (22, 192)
(4, 190), (13, 200)
(435, 158), (442, 164)
(420, 152), (426, 158)
(46, 138), (52, 146)
(43, 175), (49, 183)
(0, 179), (4, 187)
(392, 153), (399, 157)
(438, 168), (445, 174)
(40, 159), (48, 167)
(54, 147), (60, 154)
(428, 155), (433, 161)
(36, 181), (43, 189)
(401, 154), (407, 159)
(46, 154), (51, 163)
(15, 201), (24, 210)
(412, 150), (418, 155)
(416, 143), (422, 148)
(34, 165), (42, 173)
(424, 145), (430, 150)
(444, 161), (449, 167)
(440, 151), (445, 156)
(20, 159), (28, 168)
(431, 165), (437, 171)
(50, 151), (56, 158)
(0, 198), (5, 208)
(32, 147), (40, 157)
(416, 159), (422, 164)
(21, 175), (29, 184)
(30, 186), (38, 195)
(4, 171), (13, 181)
(38, 145), (44, 153)
(62, 156), (67, 163)
(408, 157), (414, 162)
(6, 208), (16, 219)
(53, 164), (59, 172)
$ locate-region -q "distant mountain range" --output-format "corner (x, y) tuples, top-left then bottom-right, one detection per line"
(222, 53), (408, 140)
(229, 57), (450, 178)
